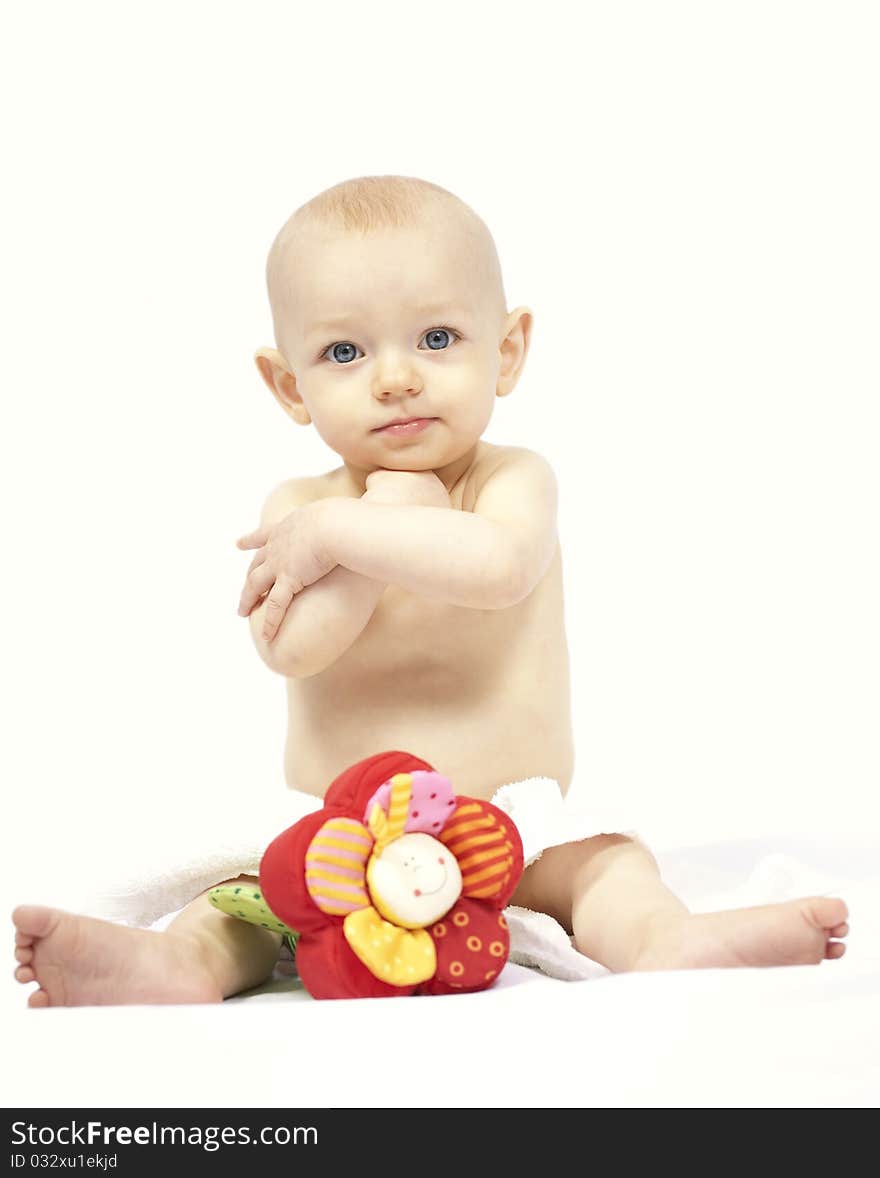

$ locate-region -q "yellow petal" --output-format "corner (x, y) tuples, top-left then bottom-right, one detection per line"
(343, 906), (436, 986)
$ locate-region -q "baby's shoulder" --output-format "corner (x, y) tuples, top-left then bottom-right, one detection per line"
(257, 472), (335, 528)
(471, 442), (557, 500)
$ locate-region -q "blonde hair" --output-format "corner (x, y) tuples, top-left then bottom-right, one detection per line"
(266, 175), (507, 350)
(290, 174), (464, 234)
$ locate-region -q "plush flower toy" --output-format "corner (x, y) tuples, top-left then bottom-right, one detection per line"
(209, 750), (524, 999)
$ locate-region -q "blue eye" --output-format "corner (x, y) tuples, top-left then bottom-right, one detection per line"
(323, 341), (363, 365)
(321, 327), (460, 364)
(420, 327), (459, 351)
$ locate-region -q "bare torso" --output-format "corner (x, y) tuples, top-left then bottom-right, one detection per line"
(279, 442), (574, 801)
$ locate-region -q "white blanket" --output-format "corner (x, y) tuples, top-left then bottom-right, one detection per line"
(3, 833), (878, 1108)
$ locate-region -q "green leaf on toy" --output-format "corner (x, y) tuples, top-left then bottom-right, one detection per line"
(209, 884), (300, 952)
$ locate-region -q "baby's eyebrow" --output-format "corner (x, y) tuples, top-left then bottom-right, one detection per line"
(305, 303), (471, 337)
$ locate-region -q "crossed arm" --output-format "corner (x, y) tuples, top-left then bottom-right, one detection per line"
(240, 450), (558, 679)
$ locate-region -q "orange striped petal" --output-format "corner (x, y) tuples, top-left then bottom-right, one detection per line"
(438, 799), (522, 907)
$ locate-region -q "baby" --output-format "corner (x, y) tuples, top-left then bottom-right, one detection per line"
(12, 175), (848, 1006)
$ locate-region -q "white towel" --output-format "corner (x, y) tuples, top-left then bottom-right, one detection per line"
(84, 781), (850, 985)
(87, 790), (324, 929)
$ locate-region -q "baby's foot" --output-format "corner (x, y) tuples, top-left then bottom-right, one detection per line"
(633, 896), (849, 972)
(12, 905), (223, 1007)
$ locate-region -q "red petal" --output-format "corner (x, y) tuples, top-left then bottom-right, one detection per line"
(259, 806), (349, 934)
(296, 924), (418, 1000)
(421, 899), (510, 994)
(324, 750), (435, 814)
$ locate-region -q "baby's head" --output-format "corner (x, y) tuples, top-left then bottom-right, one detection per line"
(255, 175), (532, 478)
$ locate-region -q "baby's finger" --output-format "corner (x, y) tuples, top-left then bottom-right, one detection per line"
(236, 527), (267, 550)
(262, 577), (295, 643)
(246, 549), (266, 578)
(238, 563), (277, 617)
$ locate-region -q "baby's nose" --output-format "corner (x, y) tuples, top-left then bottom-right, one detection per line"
(371, 355), (422, 398)
(374, 380), (421, 399)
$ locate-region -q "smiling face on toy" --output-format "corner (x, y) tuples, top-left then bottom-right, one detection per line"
(264, 757), (523, 997)
(367, 833), (462, 929)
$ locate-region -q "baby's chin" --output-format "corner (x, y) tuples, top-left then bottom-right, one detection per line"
(337, 449), (438, 473)
(368, 458), (437, 471)
(340, 438), (480, 474)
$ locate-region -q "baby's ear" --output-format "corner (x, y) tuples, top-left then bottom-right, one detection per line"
(254, 347), (311, 425)
(496, 306), (533, 398)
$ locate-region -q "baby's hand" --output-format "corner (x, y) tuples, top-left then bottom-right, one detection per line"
(235, 501), (336, 641)
(364, 469), (451, 509)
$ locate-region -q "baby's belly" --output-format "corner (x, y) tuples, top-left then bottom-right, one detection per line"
(283, 582), (574, 800)
(285, 685), (574, 801)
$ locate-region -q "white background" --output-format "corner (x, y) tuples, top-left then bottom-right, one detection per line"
(2, 2), (877, 959)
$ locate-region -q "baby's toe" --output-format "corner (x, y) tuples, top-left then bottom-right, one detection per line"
(825, 941), (846, 960)
(830, 921), (849, 939)
(12, 905), (58, 940)
(804, 897), (848, 932)
(28, 989), (50, 1008)
(15, 946), (33, 965)
(15, 964), (35, 983)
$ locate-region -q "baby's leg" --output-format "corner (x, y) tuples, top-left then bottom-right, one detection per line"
(12, 875), (281, 1008)
(162, 877), (282, 994)
(512, 835), (849, 972)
